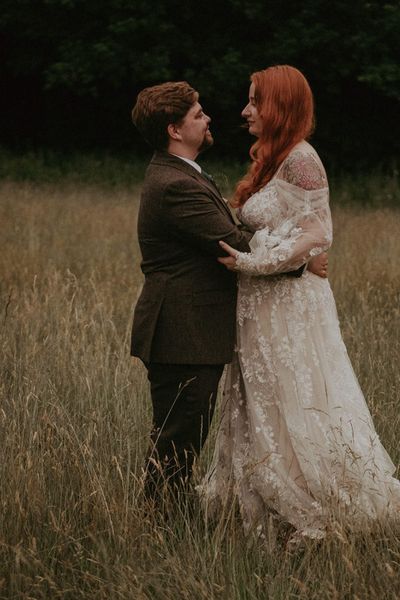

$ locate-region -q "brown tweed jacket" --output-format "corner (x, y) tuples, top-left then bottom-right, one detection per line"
(130, 151), (251, 365)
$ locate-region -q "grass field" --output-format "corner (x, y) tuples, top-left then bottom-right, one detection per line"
(1, 167), (400, 599)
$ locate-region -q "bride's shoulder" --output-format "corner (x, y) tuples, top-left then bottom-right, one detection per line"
(278, 141), (328, 191)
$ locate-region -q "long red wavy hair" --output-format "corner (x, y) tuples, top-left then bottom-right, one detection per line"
(234, 65), (315, 207)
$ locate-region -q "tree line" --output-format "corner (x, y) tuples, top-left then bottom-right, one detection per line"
(1, 0), (399, 169)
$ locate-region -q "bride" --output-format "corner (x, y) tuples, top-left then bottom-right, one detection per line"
(200, 65), (400, 539)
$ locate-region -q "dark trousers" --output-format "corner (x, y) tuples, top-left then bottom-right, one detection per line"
(144, 362), (224, 498)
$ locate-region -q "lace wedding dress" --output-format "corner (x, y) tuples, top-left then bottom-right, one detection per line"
(201, 141), (400, 538)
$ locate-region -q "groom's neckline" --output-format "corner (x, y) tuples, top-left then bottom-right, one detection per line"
(170, 153), (201, 173)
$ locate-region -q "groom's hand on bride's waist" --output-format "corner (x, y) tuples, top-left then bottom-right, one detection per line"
(308, 252), (328, 278)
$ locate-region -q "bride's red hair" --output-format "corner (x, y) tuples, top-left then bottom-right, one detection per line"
(234, 65), (314, 207)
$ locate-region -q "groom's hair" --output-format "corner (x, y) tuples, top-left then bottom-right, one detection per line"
(132, 81), (199, 150)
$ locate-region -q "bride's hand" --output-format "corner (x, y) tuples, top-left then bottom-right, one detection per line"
(218, 240), (239, 271)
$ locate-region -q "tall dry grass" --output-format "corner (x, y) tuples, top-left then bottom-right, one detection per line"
(1, 176), (400, 599)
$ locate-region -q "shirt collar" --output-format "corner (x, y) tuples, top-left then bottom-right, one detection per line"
(170, 154), (201, 173)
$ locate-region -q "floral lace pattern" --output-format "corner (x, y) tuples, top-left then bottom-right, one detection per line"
(200, 141), (400, 538)
(235, 144), (332, 277)
(279, 148), (327, 190)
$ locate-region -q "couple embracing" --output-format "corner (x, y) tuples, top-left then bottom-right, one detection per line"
(131, 65), (400, 540)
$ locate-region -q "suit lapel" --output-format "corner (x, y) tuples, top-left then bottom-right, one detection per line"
(151, 152), (235, 222)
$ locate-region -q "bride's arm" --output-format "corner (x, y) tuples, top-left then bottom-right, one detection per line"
(219, 151), (332, 276)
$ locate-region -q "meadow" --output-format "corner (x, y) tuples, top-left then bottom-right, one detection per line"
(1, 157), (400, 599)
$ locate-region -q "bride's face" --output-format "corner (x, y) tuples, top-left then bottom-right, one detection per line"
(241, 82), (263, 137)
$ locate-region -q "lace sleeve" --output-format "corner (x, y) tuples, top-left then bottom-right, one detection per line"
(235, 149), (332, 276)
(278, 150), (328, 190)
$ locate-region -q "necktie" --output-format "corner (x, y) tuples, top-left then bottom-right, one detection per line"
(202, 170), (216, 185)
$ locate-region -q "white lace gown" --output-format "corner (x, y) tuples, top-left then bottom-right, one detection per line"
(201, 141), (400, 538)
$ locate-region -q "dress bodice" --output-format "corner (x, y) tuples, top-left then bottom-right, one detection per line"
(233, 141), (332, 277)
(238, 180), (284, 232)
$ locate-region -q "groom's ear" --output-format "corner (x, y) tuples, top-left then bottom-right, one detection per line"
(167, 123), (182, 141)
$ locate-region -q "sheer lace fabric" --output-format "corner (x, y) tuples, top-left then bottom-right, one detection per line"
(235, 146), (332, 276)
(200, 141), (400, 538)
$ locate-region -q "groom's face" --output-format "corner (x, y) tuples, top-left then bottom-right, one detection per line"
(177, 101), (214, 154)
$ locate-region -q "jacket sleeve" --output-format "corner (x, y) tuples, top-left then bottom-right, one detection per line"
(162, 179), (251, 256)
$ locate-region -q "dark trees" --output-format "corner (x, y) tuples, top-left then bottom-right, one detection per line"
(1, 0), (399, 167)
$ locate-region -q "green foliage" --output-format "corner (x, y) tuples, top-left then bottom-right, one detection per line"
(1, 148), (399, 209)
(1, 0), (399, 164)
(356, 2), (400, 99)
(0, 147), (148, 186)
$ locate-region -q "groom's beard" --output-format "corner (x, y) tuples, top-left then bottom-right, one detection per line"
(198, 131), (214, 154)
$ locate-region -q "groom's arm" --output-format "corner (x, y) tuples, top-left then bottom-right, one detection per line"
(162, 180), (251, 255)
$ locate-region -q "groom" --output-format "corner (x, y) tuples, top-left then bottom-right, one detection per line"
(130, 81), (326, 497)
(131, 81), (251, 497)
